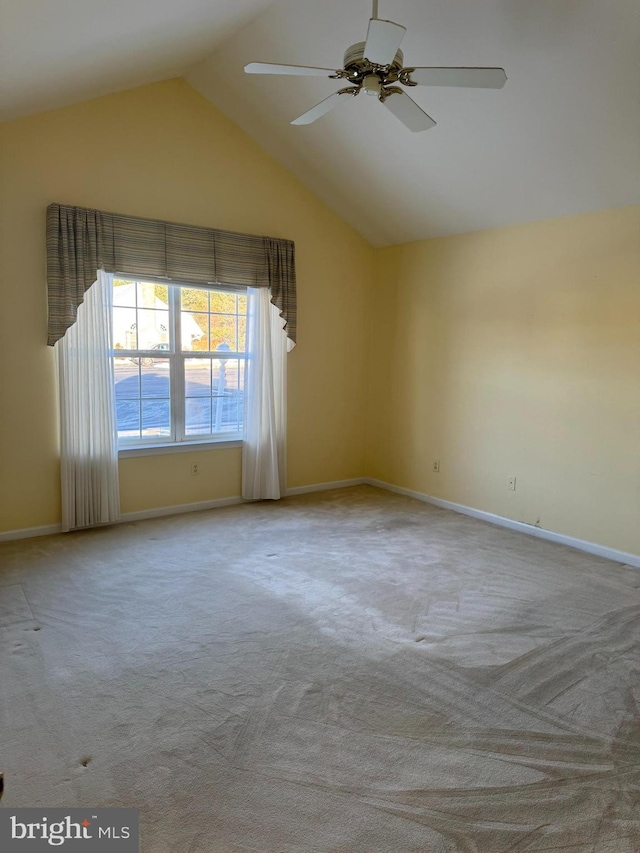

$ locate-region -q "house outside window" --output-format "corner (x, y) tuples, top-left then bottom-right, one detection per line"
(112, 277), (247, 446)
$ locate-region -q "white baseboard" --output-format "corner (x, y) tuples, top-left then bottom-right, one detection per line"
(0, 523), (63, 543)
(120, 495), (244, 523)
(365, 478), (640, 569)
(0, 481), (367, 542)
(7, 478), (633, 569)
(122, 479), (366, 521)
(285, 478), (366, 496)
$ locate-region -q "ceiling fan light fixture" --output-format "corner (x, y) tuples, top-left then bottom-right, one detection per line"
(363, 75), (382, 96)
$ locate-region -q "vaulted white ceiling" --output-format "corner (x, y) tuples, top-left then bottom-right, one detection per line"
(0, 0), (274, 121)
(4, 0), (639, 245)
(187, 0), (640, 245)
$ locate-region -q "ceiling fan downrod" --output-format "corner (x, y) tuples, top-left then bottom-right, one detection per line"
(372, 1), (379, 21)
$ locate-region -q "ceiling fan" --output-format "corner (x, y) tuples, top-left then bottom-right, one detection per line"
(245, 1), (506, 132)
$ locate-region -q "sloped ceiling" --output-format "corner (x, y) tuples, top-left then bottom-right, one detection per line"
(187, 0), (640, 245)
(4, 0), (639, 246)
(0, 0), (274, 121)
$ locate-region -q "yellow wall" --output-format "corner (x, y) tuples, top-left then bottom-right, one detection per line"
(0, 79), (373, 530)
(366, 206), (640, 555)
(1, 78), (637, 557)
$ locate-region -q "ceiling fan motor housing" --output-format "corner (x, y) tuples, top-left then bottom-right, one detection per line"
(343, 41), (404, 88)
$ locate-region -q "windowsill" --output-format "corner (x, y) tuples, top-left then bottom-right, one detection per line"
(118, 438), (242, 458)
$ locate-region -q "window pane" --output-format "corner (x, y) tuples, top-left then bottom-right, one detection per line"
(238, 294), (247, 314)
(180, 287), (208, 312)
(237, 317), (247, 353)
(211, 315), (237, 351)
(211, 358), (223, 389)
(210, 291), (237, 314)
(114, 358), (140, 399)
(185, 358), (211, 396)
(116, 400), (141, 439)
(141, 361), (170, 397)
(224, 397), (240, 433)
(141, 400), (171, 437)
(185, 397), (211, 435)
(138, 281), (168, 308)
(213, 395), (241, 433)
(113, 279), (135, 307)
(136, 308), (169, 350)
(113, 307), (138, 349)
(216, 358), (243, 392)
(211, 397), (223, 432)
(182, 312), (208, 352)
(211, 357), (243, 433)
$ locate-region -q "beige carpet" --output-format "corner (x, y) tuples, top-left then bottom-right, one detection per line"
(1, 485), (639, 852)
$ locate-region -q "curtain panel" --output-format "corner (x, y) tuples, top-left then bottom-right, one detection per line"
(242, 288), (288, 501)
(46, 203), (297, 346)
(55, 271), (121, 531)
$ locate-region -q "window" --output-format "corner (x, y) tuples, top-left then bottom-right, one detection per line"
(112, 277), (247, 447)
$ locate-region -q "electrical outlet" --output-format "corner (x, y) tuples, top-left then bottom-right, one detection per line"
(432, 460), (440, 473)
(507, 476), (516, 491)
(191, 463), (200, 476)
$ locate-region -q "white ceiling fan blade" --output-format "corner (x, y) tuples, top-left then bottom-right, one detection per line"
(383, 91), (436, 132)
(408, 67), (507, 89)
(291, 89), (357, 126)
(245, 62), (339, 77)
(364, 19), (406, 65)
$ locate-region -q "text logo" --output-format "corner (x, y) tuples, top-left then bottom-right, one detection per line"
(0, 809), (139, 851)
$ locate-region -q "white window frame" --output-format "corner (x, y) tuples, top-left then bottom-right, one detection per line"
(112, 276), (247, 454)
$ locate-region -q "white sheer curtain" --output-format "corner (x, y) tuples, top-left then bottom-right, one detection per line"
(54, 270), (120, 531)
(242, 287), (292, 500)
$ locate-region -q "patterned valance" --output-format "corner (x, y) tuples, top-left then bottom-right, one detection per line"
(46, 203), (297, 346)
